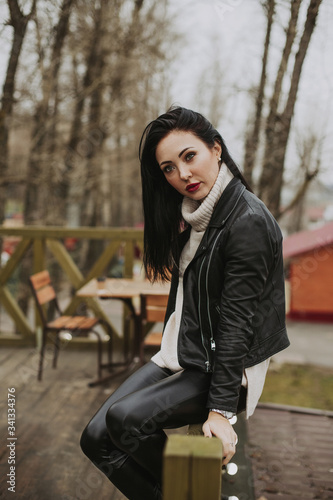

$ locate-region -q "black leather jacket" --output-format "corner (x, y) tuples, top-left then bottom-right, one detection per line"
(164, 178), (290, 414)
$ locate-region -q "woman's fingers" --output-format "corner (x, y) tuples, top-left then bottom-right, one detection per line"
(202, 413), (238, 464)
(222, 429), (238, 464)
(222, 441), (236, 465)
(202, 421), (212, 437)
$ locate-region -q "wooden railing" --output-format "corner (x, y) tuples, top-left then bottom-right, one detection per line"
(163, 434), (223, 499)
(0, 226), (143, 346)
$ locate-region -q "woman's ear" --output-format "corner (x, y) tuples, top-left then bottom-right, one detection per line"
(213, 141), (222, 160)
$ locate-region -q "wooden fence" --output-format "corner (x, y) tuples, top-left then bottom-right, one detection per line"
(0, 226), (143, 347)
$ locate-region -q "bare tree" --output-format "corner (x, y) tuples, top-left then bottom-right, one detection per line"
(17, 0), (74, 318)
(3, 0), (175, 235)
(76, 0), (110, 272)
(192, 36), (228, 129)
(50, 0), (174, 272)
(258, 0), (323, 217)
(58, 0), (174, 234)
(57, 0), (113, 224)
(280, 130), (322, 233)
(0, 0), (36, 229)
(243, 0), (275, 187)
(23, 0), (75, 226)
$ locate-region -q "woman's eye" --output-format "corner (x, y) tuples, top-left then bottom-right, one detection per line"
(163, 165), (174, 174)
(185, 152), (195, 161)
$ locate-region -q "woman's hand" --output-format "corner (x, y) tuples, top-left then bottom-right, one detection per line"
(202, 412), (238, 465)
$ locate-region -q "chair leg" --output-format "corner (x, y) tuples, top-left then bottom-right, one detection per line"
(38, 328), (47, 381)
(107, 325), (113, 366)
(91, 330), (103, 380)
(139, 321), (147, 366)
(100, 319), (113, 366)
(53, 331), (60, 369)
(97, 336), (102, 380)
(139, 337), (145, 366)
(123, 313), (131, 363)
(98, 319), (113, 369)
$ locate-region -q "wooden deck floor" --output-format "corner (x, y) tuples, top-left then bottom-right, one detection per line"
(2, 345), (331, 500)
(0, 346), (251, 500)
(0, 346), (131, 500)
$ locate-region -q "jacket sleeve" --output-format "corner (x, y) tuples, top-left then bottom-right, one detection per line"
(206, 212), (276, 413)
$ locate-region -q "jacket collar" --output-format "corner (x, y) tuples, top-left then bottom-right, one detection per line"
(208, 177), (246, 228)
(176, 178), (246, 264)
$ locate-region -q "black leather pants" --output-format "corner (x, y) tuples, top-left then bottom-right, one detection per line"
(80, 361), (212, 500)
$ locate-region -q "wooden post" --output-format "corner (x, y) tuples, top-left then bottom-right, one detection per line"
(163, 435), (223, 500)
(124, 240), (134, 278)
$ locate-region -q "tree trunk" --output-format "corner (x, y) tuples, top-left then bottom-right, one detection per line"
(77, 0), (108, 273)
(58, 1), (107, 223)
(258, 0), (302, 206)
(111, 0), (145, 227)
(243, 0), (275, 187)
(0, 0), (35, 229)
(259, 0), (323, 216)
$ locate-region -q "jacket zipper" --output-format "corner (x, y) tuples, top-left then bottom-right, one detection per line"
(198, 254), (211, 372)
(204, 188), (245, 351)
(205, 228), (224, 354)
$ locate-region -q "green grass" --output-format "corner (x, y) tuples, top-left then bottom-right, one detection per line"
(260, 363), (333, 411)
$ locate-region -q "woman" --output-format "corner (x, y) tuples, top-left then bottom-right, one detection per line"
(80, 106), (290, 500)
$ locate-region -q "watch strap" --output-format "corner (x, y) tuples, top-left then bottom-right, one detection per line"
(209, 409), (234, 419)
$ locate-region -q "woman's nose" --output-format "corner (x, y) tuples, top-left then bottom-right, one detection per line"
(179, 166), (192, 181)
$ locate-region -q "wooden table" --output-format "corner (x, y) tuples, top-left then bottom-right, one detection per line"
(77, 277), (170, 300)
(77, 278), (170, 385)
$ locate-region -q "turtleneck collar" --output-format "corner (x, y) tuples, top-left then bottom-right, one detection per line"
(181, 163), (234, 232)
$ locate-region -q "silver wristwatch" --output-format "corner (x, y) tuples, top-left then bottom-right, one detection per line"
(210, 409), (234, 419)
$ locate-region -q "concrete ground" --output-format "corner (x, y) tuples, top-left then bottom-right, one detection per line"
(272, 319), (333, 368)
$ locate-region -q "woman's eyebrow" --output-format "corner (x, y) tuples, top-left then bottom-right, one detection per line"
(160, 147), (194, 167)
(178, 147), (193, 158)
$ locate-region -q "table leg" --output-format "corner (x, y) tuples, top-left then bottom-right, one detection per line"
(122, 298), (141, 362)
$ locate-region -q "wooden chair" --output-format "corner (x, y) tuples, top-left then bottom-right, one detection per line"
(139, 293), (169, 364)
(29, 270), (112, 383)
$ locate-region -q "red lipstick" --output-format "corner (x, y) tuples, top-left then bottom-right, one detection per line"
(186, 182), (201, 193)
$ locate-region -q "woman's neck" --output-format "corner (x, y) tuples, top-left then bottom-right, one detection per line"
(181, 163), (234, 232)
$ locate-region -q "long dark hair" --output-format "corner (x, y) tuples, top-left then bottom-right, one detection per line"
(139, 106), (251, 282)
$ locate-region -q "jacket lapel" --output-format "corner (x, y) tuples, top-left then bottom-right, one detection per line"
(189, 178), (246, 262)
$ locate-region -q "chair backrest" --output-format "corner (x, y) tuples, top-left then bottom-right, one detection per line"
(140, 294), (168, 323)
(29, 270), (57, 326)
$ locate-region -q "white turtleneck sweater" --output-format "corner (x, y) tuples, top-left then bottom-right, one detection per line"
(151, 164), (270, 418)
